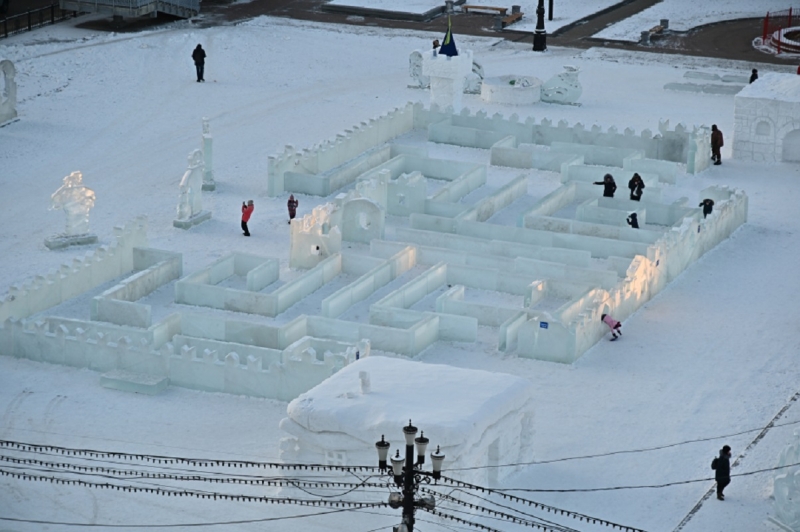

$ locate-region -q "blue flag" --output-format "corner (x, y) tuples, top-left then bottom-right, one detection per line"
(439, 16), (458, 57)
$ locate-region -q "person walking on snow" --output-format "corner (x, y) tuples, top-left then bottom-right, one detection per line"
(711, 124), (723, 165)
(749, 69), (758, 83)
(241, 199), (254, 236)
(287, 195), (299, 224)
(699, 198), (715, 219)
(712, 445), (732, 500)
(594, 173), (617, 198)
(628, 173), (645, 201)
(192, 44), (206, 82)
(600, 313), (622, 341)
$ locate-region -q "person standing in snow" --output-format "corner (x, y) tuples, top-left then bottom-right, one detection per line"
(710, 124), (723, 165)
(600, 313), (622, 341)
(594, 173), (617, 198)
(628, 173), (645, 201)
(287, 194), (299, 224)
(241, 199), (254, 236)
(192, 44), (206, 83)
(749, 69), (758, 83)
(711, 445), (732, 500)
(626, 213), (639, 229)
(699, 198), (714, 219)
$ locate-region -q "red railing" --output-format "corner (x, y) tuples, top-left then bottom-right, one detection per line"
(763, 8), (799, 41)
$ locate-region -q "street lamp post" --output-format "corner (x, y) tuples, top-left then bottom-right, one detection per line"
(375, 421), (445, 532)
(533, 0), (547, 51)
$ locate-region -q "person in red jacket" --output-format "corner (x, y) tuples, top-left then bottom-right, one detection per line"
(711, 124), (723, 165)
(287, 194), (299, 224)
(601, 313), (622, 341)
(241, 199), (254, 236)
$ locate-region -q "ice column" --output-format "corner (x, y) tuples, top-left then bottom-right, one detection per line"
(422, 49), (473, 112)
(0, 60), (17, 125)
(771, 430), (800, 531)
(201, 117), (215, 191)
(173, 149), (212, 229)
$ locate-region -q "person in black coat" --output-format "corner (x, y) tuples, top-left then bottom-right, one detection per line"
(749, 69), (758, 83)
(192, 44), (206, 82)
(699, 198), (715, 218)
(628, 173), (645, 201)
(593, 173), (617, 198)
(626, 213), (639, 229)
(712, 445), (732, 500)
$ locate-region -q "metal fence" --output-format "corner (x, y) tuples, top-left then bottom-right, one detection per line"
(762, 8), (799, 41)
(1, 4), (80, 39)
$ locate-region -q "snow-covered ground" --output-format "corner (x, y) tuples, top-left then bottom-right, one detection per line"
(595, 0), (788, 42)
(2, 3), (800, 532)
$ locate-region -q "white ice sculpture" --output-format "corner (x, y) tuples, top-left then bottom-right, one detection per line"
(0, 59), (17, 125)
(45, 171), (98, 250)
(290, 204), (342, 269)
(422, 49), (474, 112)
(772, 430), (800, 531)
(201, 117), (215, 191)
(173, 149), (212, 229)
(541, 65), (583, 105)
(410, 50), (483, 94)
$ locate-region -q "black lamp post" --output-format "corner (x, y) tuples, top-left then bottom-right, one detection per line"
(533, 0), (547, 51)
(375, 421), (445, 532)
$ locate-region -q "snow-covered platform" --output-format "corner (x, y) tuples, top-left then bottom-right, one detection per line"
(279, 356), (535, 486)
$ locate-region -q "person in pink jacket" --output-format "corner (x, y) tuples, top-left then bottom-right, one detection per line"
(601, 313), (622, 341)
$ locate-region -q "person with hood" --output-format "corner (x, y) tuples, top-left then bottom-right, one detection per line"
(593, 173), (617, 198)
(711, 124), (723, 165)
(600, 313), (622, 341)
(241, 199), (254, 236)
(287, 194), (299, 224)
(699, 198), (715, 218)
(749, 69), (758, 83)
(711, 445), (732, 500)
(626, 213), (639, 229)
(192, 44), (206, 82)
(628, 173), (645, 201)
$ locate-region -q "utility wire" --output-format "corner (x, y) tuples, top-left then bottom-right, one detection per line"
(446, 417), (800, 472)
(0, 506), (372, 528)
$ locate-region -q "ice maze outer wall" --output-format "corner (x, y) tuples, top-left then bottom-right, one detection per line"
(0, 105), (748, 396)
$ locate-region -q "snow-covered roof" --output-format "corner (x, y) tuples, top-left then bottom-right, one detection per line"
(286, 356), (533, 447)
(736, 72), (800, 103)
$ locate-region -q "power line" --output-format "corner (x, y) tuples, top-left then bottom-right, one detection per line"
(445, 418), (800, 472)
(0, 506), (373, 528)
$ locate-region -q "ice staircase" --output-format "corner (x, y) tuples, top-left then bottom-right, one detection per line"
(59, 0), (200, 19)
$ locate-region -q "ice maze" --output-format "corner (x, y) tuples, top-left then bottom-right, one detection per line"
(0, 103), (747, 400)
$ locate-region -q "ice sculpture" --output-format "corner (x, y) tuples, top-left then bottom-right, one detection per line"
(0, 59), (17, 125)
(45, 171), (98, 249)
(173, 149), (212, 229)
(541, 65), (583, 105)
(290, 204), (341, 268)
(772, 430), (800, 531)
(410, 50), (483, 94)
(201, 117), (215, 191)
(422, 49), (474, 112)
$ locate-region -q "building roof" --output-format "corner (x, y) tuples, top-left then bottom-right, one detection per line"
(736, 72), (800, 103)
(286, 356), (533, 447)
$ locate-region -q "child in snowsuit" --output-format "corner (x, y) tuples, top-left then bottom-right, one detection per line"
(593, 174), (617, 198)
(628, 173), (645, 201)
(601, 314), (622, 340)
(287, 195), (299, 224)
(711, 125), (723, 165)
(626, 213), (639, 229)
(699, 198), (714, 219)
(241, 200), (254, 236)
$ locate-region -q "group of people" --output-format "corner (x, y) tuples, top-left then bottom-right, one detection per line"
(592, 173), (645, 229)
(239, 195), (300, 237)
